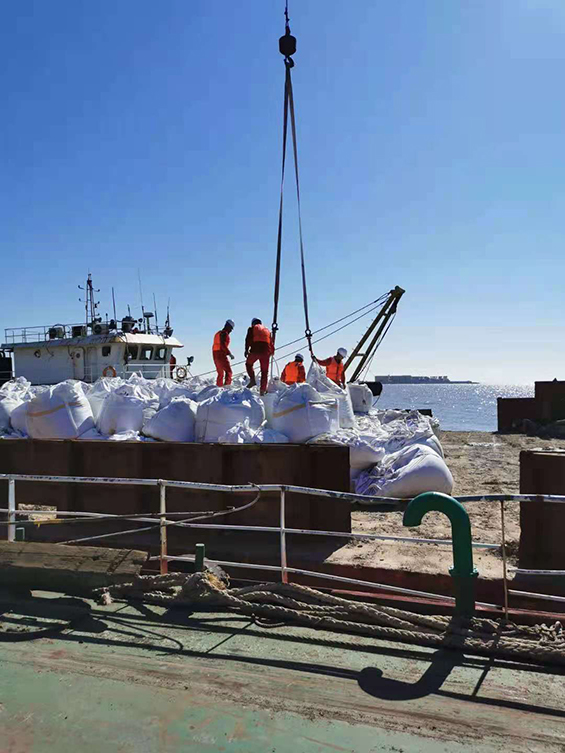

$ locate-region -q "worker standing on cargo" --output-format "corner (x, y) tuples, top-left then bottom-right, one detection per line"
(245, 318), (273, 395)
(281, 354), (306, 385)
(315, 348), (348, 388)
(213, 320), (235, 387)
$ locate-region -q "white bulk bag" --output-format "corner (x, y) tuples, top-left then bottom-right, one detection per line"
(97, 384), (159, 436)
(9, 402), (29, 435)
(194, 385), (222, 403)
(260, 380), (288, 426)
(271, 383), (338, 443)
(152, 379), (197, 409)
(143, 397), (197, 442)
(219, 418), (289, 444)
(355, 445), (453, 499)
(26, 381), (95, 439)
(195, 388), (265, 443)
(0, 396), (23, 433)
(348, 383), (373, 414)
(309, 430), (386, 470)
(0, 377), (31, 433)
(0, 377), (31, 401)
(256, 426), (289, 443)
(87, 376), (125, 422)
(307, 362), (355, 429)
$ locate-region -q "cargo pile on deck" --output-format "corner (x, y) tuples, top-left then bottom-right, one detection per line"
(0, 366), (452, 498)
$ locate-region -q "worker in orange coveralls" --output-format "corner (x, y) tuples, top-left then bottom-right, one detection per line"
(315, 347), (348, 388)
(212, 319), (235, 386)
(281, 353), (306, 385)
(245, 318), (273, 395)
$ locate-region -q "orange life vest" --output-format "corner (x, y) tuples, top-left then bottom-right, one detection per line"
(213, 330), (230, 352)
(326, 357), (344, 384)
(252, 324), (271, 344)
(282, 361), (302, 384)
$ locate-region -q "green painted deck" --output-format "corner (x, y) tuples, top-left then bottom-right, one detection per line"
(1, 591), (565, 752)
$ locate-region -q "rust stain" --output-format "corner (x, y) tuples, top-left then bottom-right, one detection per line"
(227, 719), (250, 742)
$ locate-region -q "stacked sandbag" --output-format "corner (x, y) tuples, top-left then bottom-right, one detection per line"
(9, 402), (29, 435)
(271, 383), (338, 443)
(151, 378), (197, 409)
(307, 362), (355, 429)
(143, 397), (197, 442)
(260, 379), (289, 426)
(219, 418), (288, 444)
(87, 376), (125, 422)
(97, 383), (159, 437)
(356, 409), (443, 457)
(0, 378), (31, 434)
(195, 387), (265, 443)
(348, 383), (373, 414)
(26, 380), (95, 439)
(308, 430), (386, 470)
(355, 443), (453, 499)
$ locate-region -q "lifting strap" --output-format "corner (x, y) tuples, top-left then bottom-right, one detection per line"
(272, 12), (313, 358)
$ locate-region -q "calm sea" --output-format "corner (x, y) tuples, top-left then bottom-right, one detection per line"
(373, 383), (534, 432)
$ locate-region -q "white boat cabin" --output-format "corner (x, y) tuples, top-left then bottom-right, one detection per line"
(1, 326), (183, 385)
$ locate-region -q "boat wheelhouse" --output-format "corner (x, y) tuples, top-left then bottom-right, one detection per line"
(1, 275), (184, 385)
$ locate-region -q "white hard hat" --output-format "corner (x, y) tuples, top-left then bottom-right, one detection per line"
(226, 319), (235, 328)
(337, 348), (348, 358)
(295, 353), (304, 361)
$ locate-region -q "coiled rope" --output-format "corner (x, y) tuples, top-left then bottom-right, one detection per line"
(96, 570), (565, 668)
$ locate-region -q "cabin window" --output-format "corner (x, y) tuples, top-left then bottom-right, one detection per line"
(154, 347), (167, 361)
(102, 346), (112, 357)
(139, 346), (153, 361)
(127, 345), (138, 360)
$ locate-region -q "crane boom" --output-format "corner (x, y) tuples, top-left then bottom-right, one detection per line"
(343, 286), (405, 381)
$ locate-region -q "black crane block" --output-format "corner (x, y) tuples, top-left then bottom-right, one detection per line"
(279, 30), (297, 58)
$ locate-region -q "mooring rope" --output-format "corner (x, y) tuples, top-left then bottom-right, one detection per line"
(95, 571), (565, 667)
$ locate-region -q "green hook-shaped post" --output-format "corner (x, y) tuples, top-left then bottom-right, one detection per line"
(403, 492), (478, 616)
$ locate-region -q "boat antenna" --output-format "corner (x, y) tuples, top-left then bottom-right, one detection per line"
(78, 273), (100, 329)
(163, 298), (173, 338)
(153, 293), (160, 334)
(112, 287), (117, 324)
(127, 304), (131, 317)
(137, 269), (146, 331)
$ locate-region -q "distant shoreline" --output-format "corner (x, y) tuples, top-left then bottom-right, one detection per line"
(369, 378), (478, 385)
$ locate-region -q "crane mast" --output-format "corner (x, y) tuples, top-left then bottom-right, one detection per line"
(343, 286), (405, 382)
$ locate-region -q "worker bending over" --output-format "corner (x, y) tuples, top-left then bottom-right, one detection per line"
(316, 347), (348, 388)
(245, 318), (273, 395)
(281, 353), (306, 385)
(213, 319), (235, 387)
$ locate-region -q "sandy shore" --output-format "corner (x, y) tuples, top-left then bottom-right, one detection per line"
(333, 431), (565, 577)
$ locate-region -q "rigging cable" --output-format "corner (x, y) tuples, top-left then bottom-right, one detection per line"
(191, 294), (389, 379)
(272, 2), (314, 357)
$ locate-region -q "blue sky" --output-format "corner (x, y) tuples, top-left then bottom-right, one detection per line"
(1, 0), (564, 384)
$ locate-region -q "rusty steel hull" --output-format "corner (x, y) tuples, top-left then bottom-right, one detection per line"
(0, 440), (351, 555)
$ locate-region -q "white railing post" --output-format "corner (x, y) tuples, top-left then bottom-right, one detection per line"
(280, 487), (288, 584)
(8, 479), (16, 542)
(159, 480), (168, 575)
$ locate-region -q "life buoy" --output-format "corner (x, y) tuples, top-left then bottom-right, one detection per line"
(102, 365), (117, 378)
(175, 366), (187, 380)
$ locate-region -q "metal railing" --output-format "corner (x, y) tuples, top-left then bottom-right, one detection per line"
(2, 472), (565, 612)
(3, 324), (88, 345)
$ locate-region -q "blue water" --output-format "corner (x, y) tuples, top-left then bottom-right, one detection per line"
(373, 383), (534, 432)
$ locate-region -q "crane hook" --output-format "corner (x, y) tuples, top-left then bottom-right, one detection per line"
(279, 0), (296, 66)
